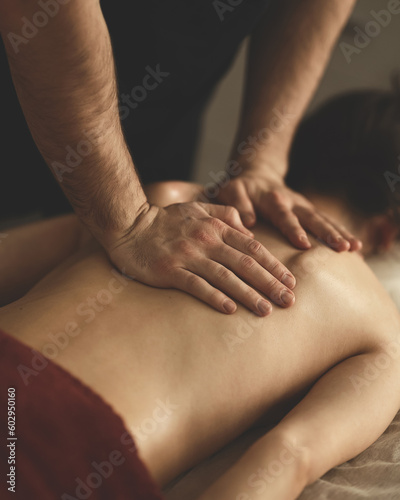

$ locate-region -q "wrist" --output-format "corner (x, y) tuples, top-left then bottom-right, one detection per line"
(231, 114), (293, 168)
(229, 130), (289, 177)
(229, 154), (287, 186)
(91, 194), (153, 252)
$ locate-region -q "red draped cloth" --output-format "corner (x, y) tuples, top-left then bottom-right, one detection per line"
(0, 328), (165, 500)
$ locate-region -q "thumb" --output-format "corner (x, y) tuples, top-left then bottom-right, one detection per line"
(206, 203), (254, 237)
(220, 181), (256, 227)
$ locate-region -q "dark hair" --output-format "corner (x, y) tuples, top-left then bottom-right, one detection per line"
(287, 79), (400, 222)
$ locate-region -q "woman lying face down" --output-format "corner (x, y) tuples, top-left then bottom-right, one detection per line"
(287, 81), (400, 256)
(0, 86), (400, 500)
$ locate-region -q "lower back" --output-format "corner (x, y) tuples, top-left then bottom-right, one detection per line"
(0, 223), (398, 484)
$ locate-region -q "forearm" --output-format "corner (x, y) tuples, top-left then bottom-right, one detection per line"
(0, 0), (147, 247)
(233, 0), (356, 177)
(199, 347), (400, 500)
(196, 431), (306, 500)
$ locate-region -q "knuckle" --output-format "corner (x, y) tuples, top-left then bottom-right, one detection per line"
(268, 259), (281, 275)
(266, 276), (279, 292)
(226, 205), (239, 217)
(207, 217), (224, 231)
(191, 228), (214, 245)
(185, 273), (201, 289)
(269, 189), (285, 204)
(215, 266), (231, 282)
(240, 254), (256, 270)
(246, 238), (262, 255)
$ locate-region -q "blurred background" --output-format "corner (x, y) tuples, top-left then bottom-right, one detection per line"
(1, 0), (399, 229)
(193, 0), (400, 184)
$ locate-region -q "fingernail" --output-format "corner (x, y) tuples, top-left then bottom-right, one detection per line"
(350, 238), (359, 249)
(333, 237), (350, 252)
(282, 273), (296, 289)
(333, 236), (344, 245)
(328, 235), (343, 248)
(257, 299), (272, 316)
(243, 214), (255, 226)
(223, 299), (236, 314)
(280, 289), (294, 306)
(299, 234), (311, 247)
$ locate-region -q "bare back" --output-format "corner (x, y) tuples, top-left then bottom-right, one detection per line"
(0, 221), (398, 485)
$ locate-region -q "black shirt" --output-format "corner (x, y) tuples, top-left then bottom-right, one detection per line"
(0, 0), (272, 217)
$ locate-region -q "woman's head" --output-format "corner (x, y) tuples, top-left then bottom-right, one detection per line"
(287, 80), (400, 254)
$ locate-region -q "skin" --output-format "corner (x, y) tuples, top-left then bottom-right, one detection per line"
(217, 0), (361, 251)
(0, 182), (399, 499)
(0, 0), (359, 315)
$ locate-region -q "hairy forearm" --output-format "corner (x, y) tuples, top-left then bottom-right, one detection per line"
(0, 0), (146, 246)
(233, 0), (356, 177)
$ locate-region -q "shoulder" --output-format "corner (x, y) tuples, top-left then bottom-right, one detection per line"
(144, 181), (203, 207)
(290, 239), (400, 340)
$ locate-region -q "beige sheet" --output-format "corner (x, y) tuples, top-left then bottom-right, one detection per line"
(299, 409), (400, 499)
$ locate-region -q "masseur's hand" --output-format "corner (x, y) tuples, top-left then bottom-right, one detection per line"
(106, 201), (296, 316)
(216, 166), (362, 252)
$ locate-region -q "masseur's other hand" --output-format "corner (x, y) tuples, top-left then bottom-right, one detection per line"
(106, 202), (296, 316)
(216, 167), (362, 252)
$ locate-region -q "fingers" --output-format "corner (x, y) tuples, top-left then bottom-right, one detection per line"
(259, 191), (312, 250)
(259, 190), (361, 252)
(129, 198), (298, 316)
(218, 230), (295, 307)
(320, 216), (363, 252)
(190, 259), (273, 316)
(294, 207), (361, 252)
(267, 205), (312, 250)
(206, 203), (254, 238)
(171, 268), (238, 315)
(170, 229), (296, 315)
(217, 182), (256, 228)
(297, 209), (349, 251)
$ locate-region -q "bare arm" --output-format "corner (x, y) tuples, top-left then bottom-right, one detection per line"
(0, 1), (297, 315)
(197, 346), (400, 500)
(233, 0), (357, 174)
(0, 1), (364, 316)
(217, 0), (362, 252)
(0, 0), (146, 247)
